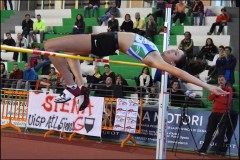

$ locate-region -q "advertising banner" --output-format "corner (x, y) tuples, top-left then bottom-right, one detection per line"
(102, 107), (239, 156)
(26, 92), (104, 137)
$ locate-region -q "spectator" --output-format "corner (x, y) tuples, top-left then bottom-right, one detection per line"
(15, 33), (28, 63)
(29, 14), (45, 43)
(207, 8), (230, 35)
(148, 85), (159, 105)
(86, 65), (103, 88)
(2, 33), (16, 61)
(39, 67), (59, 92)
(167, 0), (178, 14)
(206, 45), (226, 84)
(94, 77), (114, 97)
(146, 14), (157, 41)
(198, 75), (233, 155)
(84, 0), (100, 18)
(169, 80), (185, 107)
(120, 14), (133, 32)
(16, 63), (37, 90)
(34, 55), (51, 75)
(178, 31), (194, 60)
(135, 67), (153, 98)
(21, 14), (34, 39)
(73, 14), (85, 34)
(153, 69), (178, 89)
(113, 74), (129, 98)
(115, 0), (121, 8)
(132, 12), (146, 36)
(4, 0), (13, 10)
(191, 0), (204, 26)
(4, 64), (23, 88)
(153, 0), (167, 23)
(139, 67), (153, 90)
(97, 2), (119, 25)
(107, 13), (119, 32)
(224, 46), (237, 85)
(102, 64), (116, 84)
(197, 38), (218, 61)
(1, 63), (8, 88)
(29, 45), (40, 68)
(172, 0), (187, 26)
(3, 32), (16, 47)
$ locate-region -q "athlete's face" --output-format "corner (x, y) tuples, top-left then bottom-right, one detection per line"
(166, 49), (183, 66)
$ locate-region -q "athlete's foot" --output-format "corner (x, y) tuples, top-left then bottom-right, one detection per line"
(54, 86), (81, 103)
(78, 86), (90, 111)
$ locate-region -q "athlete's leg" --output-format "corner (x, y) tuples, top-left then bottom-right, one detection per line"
(44, 34), (92, 106)
(44, 34), (91, 87)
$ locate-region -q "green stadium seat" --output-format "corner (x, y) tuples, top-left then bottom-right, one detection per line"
(1, 10), (15, 23)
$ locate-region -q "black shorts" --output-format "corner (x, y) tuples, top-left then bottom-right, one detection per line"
(91, 32), (119, 58)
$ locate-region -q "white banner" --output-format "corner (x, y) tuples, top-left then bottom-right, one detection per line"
(26, 92), (104, 137)
(114, 98), (139, 133)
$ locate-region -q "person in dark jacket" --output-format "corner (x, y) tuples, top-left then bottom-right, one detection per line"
(2, 32), (16, 47)
(2, 32), (16, 61)
(190, 0), (204, 26)
(22, 14), (34, 39)
(153, 0), (167, 23)
(4, 63), (23, 88)
(198, 38), (218, 61)
(120, 14), (133, 32)
(97, 2), (119, 25)
(224, 46), (237, 85)
(72, 14), (85, 34)
(107, 13), (119, 32)
(178, 31), (194, 61)
(146, 14), (157, 41)
(206, 46), (226, 84)
(84, 0), (100, 18)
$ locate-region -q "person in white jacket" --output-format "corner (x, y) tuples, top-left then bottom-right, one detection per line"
(14, 33), (28, 62)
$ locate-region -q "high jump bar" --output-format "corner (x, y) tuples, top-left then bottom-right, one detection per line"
(1, 45), (147, 67)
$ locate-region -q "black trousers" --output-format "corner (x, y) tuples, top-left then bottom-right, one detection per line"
(4, 0), (13, 10)
(153, 10), (165, 22)
(209, 22), (226, 34)
(132, 28), (146, 36)
(115, 0), (121, 8)
(200, 112), (229, 152)
(22, 27), (31, 38)
(173, 12), (186, 24)
(13, 52), (28, 62)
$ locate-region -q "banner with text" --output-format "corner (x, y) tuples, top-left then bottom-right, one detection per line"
(102, 107), (239, 156)
(26, 92), (104, 137)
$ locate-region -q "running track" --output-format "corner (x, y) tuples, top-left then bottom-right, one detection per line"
(1, 131), (237, 159)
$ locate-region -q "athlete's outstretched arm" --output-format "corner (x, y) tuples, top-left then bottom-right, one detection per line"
(142, 52), (229, 95)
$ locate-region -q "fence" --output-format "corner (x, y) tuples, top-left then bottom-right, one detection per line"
(1, 89), (143, 147)
(1, 89), (29, 132)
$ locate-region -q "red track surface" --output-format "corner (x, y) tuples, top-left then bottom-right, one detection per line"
(1, 131), (237, 159)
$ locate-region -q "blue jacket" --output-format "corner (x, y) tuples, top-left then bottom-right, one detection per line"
(156, 1), (167, 13)
(23, 68), (37, 81)
(224, 55), (237, 84)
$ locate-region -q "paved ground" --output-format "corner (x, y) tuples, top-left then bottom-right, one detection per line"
(1, 131), (238, 159)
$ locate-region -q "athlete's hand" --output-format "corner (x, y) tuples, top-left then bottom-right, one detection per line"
(209, 86), (229, 95)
